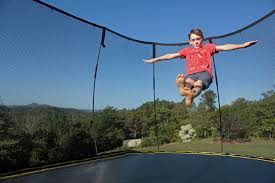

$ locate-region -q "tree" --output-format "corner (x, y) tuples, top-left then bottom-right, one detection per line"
(95, 107), (125, 152)
(253, 90), (275, 139)
(0, 106), (18, 172)
(199, 90), (217, 112)
(258, 118), (275, 139)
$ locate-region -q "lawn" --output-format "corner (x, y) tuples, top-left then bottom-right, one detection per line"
(135, 138), (275, 159)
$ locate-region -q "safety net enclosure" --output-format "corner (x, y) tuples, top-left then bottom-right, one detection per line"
(0, 0), (274, 181)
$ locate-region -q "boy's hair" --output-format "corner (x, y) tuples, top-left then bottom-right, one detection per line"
(188, 28), (204, 39)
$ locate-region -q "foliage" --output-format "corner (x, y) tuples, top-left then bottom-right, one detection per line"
(0, 89), (274, 173)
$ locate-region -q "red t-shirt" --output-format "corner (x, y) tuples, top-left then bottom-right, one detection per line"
(178, 43), (219, 78)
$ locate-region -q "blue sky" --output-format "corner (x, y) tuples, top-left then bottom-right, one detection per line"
(41, 0), (274, 43)
(0, 0), (274, 110)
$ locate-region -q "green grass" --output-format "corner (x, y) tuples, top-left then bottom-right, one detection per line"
(135, 138), (275, 159)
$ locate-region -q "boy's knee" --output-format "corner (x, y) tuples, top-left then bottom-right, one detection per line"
(185, 82), (193, 89)
(193, 85), (203, 91)
(192, 86), (203, 98)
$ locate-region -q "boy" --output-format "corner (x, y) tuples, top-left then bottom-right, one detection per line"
(144, 28), (257, 107)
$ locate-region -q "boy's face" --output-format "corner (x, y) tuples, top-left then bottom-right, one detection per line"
(189, 33), (203, 49)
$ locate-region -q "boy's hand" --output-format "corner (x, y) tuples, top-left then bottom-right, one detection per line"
(143, 58), (156, 63)
(242, 40), (257, 48)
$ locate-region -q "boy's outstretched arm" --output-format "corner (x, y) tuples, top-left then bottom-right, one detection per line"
(143, 53), (180, 63)
(216, 40), (257, 51)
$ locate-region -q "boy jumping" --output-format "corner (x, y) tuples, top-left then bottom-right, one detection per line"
(144, 28), (257, 107)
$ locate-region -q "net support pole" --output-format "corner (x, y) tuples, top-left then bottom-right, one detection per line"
(91, 27), (106, 155)
(209, 39), (223, 153)
(152, 44), (160, 151)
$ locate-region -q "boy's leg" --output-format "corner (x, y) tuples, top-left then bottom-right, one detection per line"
(176, 74), (191, 96)
(192, 80), (204, 98)
(175, 74), (195, 107)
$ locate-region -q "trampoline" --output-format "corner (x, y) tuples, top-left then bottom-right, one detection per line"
(1, 153), (275, 183)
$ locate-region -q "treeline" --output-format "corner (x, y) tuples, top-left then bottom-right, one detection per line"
(0, 90), (274, 173)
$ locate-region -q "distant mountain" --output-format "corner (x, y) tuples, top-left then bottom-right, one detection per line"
(3, 103), (103, 113)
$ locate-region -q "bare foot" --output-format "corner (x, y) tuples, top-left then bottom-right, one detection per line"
(184, 88), (193, 107)
(176, 74), (185, 86)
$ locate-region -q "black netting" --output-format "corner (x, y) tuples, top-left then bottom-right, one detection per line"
(0, 0), (101, 109)
(212, 12), (275, 155)
(95, 31), (152, 109)
(0, 0), (102, 173)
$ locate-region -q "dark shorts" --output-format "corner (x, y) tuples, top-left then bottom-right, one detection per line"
(185, 71), (212, 90)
